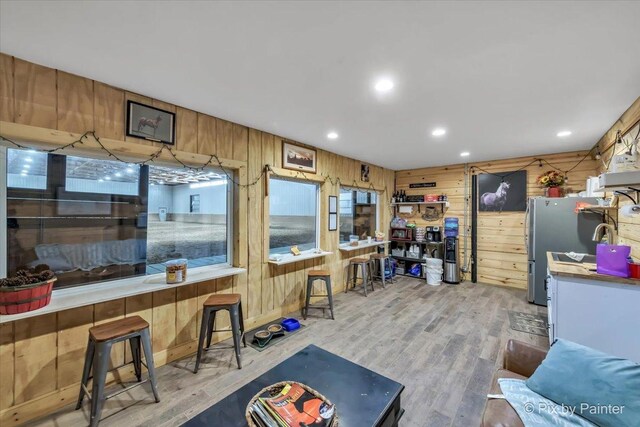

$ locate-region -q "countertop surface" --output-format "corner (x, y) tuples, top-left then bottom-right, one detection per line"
(547, 252), (640, 286)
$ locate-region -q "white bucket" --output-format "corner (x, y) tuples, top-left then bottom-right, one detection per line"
(426, 269), (443, 286)
(425, 258), (444, 286)
(425, 258), (443, 268)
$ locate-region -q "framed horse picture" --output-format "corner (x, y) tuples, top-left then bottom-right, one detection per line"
(126, 100), (176, 145)
(478, 170), (527, 212)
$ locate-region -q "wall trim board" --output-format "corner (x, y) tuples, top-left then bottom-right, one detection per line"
(0, 121), (246, 171)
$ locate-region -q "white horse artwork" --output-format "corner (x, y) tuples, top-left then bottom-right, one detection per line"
(480, 181), (511, 212)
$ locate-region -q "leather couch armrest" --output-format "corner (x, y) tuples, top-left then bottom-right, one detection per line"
(502, 339), (548, 378)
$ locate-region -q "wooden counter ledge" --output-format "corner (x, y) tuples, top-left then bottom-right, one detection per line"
(547, 252), (639, 286)
(0, 264), (246, 324)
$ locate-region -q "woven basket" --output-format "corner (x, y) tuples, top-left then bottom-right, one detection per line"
(0, 278), (56, 315)
(245, 381), (338, 427)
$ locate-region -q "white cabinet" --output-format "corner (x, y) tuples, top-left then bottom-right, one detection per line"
(546, 272), (640, 362)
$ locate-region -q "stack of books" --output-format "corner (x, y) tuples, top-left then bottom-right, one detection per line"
(249, 382), (336, 427)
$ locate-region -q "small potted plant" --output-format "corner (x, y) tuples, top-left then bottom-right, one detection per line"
(537, 170), (565, 198)
(0, 267), (56, 315)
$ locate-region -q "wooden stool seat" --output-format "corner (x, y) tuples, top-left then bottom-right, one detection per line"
(89, 315), (149, 342)
(203, 293), (241, 306)
(369, 254), (393, 288)
(308, 269), (330, 276)
(346, 258), (375, 296)
(78, 315), (159, 426)
(195, 295), (246, 373)
(304, 271), (335, 320)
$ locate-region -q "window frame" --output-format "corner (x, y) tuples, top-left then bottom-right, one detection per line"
(147, 163), (234, 270)
(338, 186), (380, 243)
(268, 175), (321, 256)
(0, 146), (7, 278)
(1, 146), (235, 284)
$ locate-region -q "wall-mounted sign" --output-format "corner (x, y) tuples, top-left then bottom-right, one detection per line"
(409, 182), (436, 188)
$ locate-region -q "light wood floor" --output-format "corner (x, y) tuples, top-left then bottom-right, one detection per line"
(31, 277), (548, 427)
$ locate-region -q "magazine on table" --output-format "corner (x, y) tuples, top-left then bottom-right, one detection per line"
(249, 383), (336, 427)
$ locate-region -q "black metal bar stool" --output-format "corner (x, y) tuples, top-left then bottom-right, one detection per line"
(194, 293), (246, 373)
(346, 257), (374, 296)
(370, 253), (394, 288)
(76, 315), (160, 427)
(303, 270), (335, 320)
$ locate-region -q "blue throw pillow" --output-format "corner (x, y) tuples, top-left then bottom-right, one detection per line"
(526, 339), (640, 427)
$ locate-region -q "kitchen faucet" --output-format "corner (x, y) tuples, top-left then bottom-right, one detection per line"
(592, 223), (617, 245)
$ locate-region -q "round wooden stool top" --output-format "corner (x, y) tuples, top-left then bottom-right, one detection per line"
(350, 258), (369, 264)
(308, 270), (330, 277)
(370, 253), (388, 259)
(203, 293), (241, 307)
(89, 315), (149, 342)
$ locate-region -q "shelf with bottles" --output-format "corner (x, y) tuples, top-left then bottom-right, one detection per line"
(390, 190), (450, 215)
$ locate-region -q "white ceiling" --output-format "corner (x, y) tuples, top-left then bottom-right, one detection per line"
(1, 1), (639, 170)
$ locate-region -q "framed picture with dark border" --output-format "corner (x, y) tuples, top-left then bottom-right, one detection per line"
(329, 195), (337, 214)
(282, 141), (317, 174)
(329, 213), (338, 231)
(126, 100), (176, 145)
(361, 164), (370, 182)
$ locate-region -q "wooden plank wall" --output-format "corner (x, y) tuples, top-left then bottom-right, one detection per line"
(0, 54), (395, 425)
(395, 152), (599, 290)
(597, 96), (640, 259)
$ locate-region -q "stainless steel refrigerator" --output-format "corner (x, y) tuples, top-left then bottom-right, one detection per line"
(526, 197), (603, 306)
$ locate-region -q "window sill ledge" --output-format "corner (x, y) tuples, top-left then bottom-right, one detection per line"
(267, 251), (333, 266)
(0, 264), (246, 324)
(339, 240), (389, 252)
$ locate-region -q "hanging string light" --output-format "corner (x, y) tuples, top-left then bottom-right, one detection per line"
(0, 131), (387, 193)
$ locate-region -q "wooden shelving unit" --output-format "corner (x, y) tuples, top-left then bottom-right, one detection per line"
(389, 238), (444, 277)
(391, 200), (449, 214)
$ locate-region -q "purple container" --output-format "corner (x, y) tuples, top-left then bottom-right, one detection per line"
(596, 244), (631, 277)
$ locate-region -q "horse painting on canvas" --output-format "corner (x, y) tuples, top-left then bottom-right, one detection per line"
(480, 181), (511, 212)
(477, 170), (527, 212)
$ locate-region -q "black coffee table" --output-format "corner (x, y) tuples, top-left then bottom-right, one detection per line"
(183, 344), (404, 427)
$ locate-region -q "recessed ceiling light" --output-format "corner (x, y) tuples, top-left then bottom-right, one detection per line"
(115, 172), (122, 177)
(25, 157), (33, 162)
(23, 164), (31, 168)
(327, 132), (339, 140)
(460, 151), (470, 157)
(158, 180), (164, 185)
(20, 172), (27, 176)
(104, 176), (111, 180)
(126, 168), (134, 174)
(432, 128), (446, 137)
(374, 78), (394, 93)
(98, 179), (104, 182)
(557, 130), (572, 137)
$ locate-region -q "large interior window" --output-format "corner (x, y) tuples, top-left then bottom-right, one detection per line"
(269, 177), (319, 255)
(3, 147), (231, 288)
(339, 187), (378, 243)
